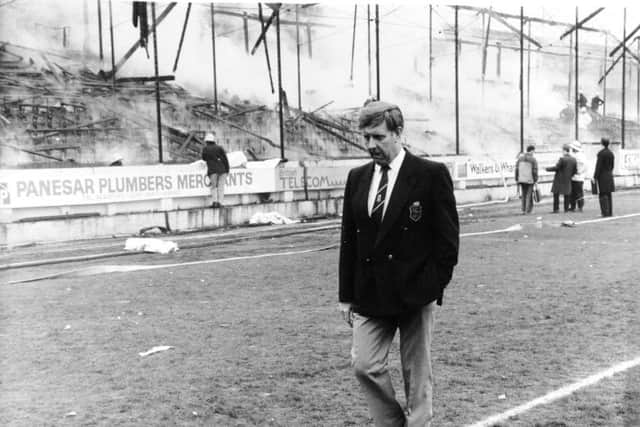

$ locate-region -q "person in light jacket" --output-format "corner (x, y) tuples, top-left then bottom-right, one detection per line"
(569, 140), (588, 212)
(515, 145), (539, 214)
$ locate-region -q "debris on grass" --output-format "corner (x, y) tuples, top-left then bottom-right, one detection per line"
(139, 225), (170, 236)
(64, 411), (77, 417)
(498, 393), (507, 400)
(124, 237), (179, 254)
(64, 325), (71, 330)
(561, 220), (576, 227)
(249, 212), (298, 225)
(139, 346), (174, 357)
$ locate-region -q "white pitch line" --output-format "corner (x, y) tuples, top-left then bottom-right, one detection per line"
(467, 355), (640, 427)
(461, 224), (523, 237)
(462, 211), (640, 237)
(5, 245), (337, 285)
(575, 212), (640, 225)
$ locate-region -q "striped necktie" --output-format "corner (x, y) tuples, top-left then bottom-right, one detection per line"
(371, 166), (389, 226)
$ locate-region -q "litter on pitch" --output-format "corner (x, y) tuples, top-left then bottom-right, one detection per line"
(249, 212), (298, 225)
(139, 346), (174, 357)
(124, 238), (179, 254)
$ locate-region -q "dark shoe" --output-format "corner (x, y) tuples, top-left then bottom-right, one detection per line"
(211, 202), (221, 208)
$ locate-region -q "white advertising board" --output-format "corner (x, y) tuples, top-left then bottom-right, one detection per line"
(0, 163), (277, 208)
(278, 167), (350, 191)
(620, 149), (640, 173)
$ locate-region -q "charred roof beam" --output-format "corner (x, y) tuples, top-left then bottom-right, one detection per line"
(609, 24), (640, 57)
(559, 7), (604, 40)
(455, 5), (603, 34)
(482, 8), (542, 49)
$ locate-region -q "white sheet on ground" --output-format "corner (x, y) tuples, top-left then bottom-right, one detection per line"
(249, 212), (298, 225)
(124, 238), (179, 254)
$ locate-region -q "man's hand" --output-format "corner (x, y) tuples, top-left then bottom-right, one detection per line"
(339, 302), (354, 328)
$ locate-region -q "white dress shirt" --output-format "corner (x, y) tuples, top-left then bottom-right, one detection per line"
(368, 148), (406, 219)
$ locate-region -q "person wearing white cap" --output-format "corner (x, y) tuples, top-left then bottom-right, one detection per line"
(201, 132), (229, 208)
(569, 140), (588, 212)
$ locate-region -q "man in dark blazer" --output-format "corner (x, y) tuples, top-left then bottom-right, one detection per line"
(201, 132), (230, 208)
(545, 143), (577, 213)
(339, 100), (459, 427)
(593, 137), (615, 216)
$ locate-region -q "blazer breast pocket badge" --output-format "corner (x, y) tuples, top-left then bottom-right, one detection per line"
(409, 201), (422, 222)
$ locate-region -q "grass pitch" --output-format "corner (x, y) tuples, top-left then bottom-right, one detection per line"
(1, 193), (640, 426)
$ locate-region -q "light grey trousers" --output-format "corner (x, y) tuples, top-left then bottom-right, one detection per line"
(208, 173), (227, 203)
(351, 303), (436, 427)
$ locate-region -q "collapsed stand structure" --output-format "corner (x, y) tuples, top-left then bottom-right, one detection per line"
(0, 2), (367, 168)
(1, 3), (640, 168)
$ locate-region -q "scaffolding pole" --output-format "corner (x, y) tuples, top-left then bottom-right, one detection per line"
(520, 7), (524, 153)
(210, 3), (218, 113)
(454, 6), (460, 155)
(151, 3), (163, 163)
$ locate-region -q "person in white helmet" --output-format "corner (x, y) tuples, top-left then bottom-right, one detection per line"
(201, 132), (229, 208)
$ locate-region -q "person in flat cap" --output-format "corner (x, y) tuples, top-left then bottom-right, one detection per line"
(339, 99), (459, 427)
(201, 132), (229, 208)
(568, 140), (588, 212)
(545, 143), (577, 213)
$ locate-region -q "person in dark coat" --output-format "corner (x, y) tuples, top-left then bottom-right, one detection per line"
(590, 94), (604, 114)
(201, 132), (230, 208)
(593, 137), (615, 216)
(578, 92), (588, 109)
(545, 143), (577, 213)
(339, 100), (459, 427)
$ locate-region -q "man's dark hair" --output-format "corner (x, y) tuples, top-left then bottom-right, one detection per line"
(526, 145), (535, 153)
(601, 137), (610, 147)
(358, 100), (404, 133)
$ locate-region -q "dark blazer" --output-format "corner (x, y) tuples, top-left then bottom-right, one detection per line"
(546, 154), (577, 195)
(593, 147), (615, 193)
(339, 151), (460, 317)
(202, 143), (230, 175)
